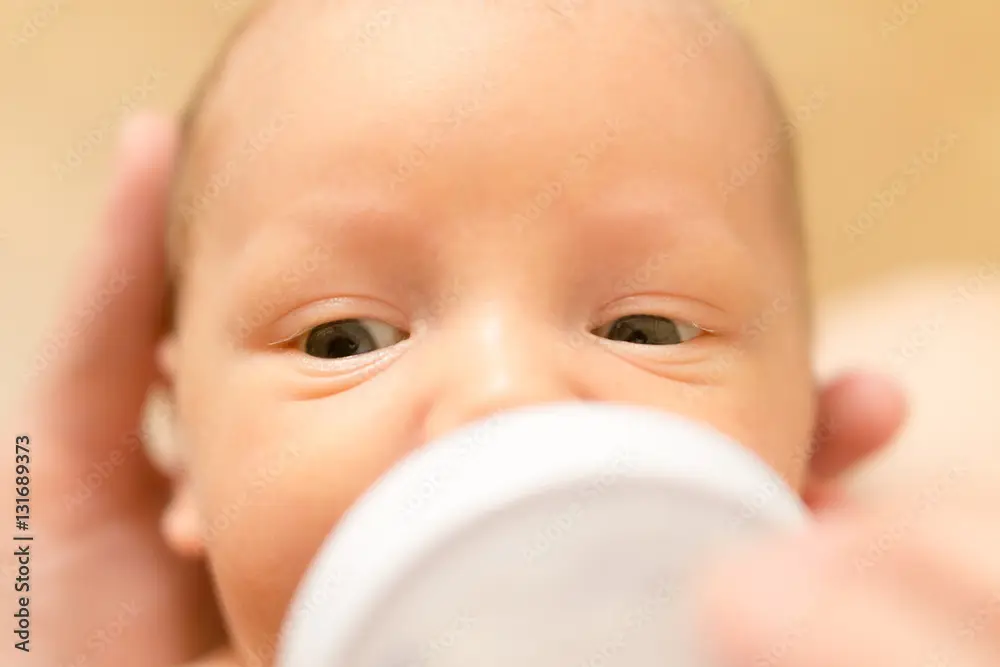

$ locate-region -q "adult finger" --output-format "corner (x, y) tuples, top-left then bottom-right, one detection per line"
(696, 524), (943, 667)
(809, 372), (907, 482)
(27, 113), (176, 506)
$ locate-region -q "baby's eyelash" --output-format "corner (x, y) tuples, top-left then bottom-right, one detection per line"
(269, 329), (309, 348)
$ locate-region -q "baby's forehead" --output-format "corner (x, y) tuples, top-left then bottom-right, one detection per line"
(171, 0), (801, 285)
(181, 0), (780, 162)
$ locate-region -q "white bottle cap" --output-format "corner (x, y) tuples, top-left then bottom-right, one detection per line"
(277, 402), (807, 667)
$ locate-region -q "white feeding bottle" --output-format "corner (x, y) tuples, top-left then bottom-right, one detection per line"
(276, 402), (808, 667)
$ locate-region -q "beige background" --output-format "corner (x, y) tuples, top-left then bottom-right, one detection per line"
(2, 0), (998, 476)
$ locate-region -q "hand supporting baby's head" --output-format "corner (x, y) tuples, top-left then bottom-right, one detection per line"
(158, 0), (820, 661)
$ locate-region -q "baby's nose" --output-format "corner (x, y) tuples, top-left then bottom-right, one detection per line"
(421, 312), (585, 442)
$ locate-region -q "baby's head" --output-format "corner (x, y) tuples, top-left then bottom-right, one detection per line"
(160, 0), (813, 661)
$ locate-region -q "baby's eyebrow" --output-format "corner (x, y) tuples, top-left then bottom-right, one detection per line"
(578, 209), (764, 303)
(222, 192), (429, 296)
(260, 192), (423, 247)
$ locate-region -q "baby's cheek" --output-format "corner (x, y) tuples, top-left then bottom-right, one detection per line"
(728, 334), (815, 486)
(665, 344), (813, 485)
(187, 401), (312, 660)
(187, 381), (423, 663)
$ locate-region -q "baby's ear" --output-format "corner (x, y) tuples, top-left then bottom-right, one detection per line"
(161, 481), (206, 559)
(156, 332), (179, 384)
(148, 333), (182, 473)
(148, 333), (206, 558)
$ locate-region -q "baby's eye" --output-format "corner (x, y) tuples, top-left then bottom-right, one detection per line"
(593, 315), (702, 345)
(297, 319), (408, 359)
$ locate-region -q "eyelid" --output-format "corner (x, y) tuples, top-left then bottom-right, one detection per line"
(592, 316), (706, 345)
(270, 324), (314, 348)
(284, 318), (407, 355)
(675, 319), (706, 340)
(594, 293), (727, 335)
(265, 297), (409, 347)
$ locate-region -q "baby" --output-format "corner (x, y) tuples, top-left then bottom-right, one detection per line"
(159, 0), (816, 662)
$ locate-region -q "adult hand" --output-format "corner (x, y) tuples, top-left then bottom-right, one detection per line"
(699, 389), (1000, 667)
(6, 114), (223, 667)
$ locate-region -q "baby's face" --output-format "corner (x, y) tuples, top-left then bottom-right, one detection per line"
(166, 0), (814, 661)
